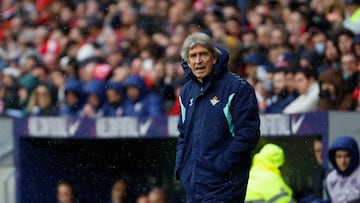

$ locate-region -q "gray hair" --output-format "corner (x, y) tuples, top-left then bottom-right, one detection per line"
(181, 32), (221, 62)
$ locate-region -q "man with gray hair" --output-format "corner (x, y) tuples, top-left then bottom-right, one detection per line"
(174, 32), (260, 202)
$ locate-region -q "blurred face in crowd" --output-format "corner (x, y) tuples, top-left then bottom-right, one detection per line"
(32, 66), (48, 84)
(223, 6), (239, 20)
(210, 22), (226, 39)
(57, 183), (75, 203)
(111, 181), (128, 203)
(295, 72), (313, 95)
(112, 66), (131, 83)
(107, 89), (122, 104)
(148, 190), (167, 203)
(225, 18), (241, 37)
(341, 53), (358, 78)
(256, 25), (270, 47)
(127, 86), (140, 102)
(270, 28), (286, 46)
(338, 34), (353, 54)
(149, 62), (165, 84)
(187, 44), (217, 81)
(168, 1), (186, 24)
(66, 91), (79, 106)
(299, 58), (311, 69)
(137, 195), (149, 203)
(88, 94), (100, 108)
(313, 139), (323, 165)
(287, 11), (305, 34)
(272, 71), (286, 95)
(165, 61), (179, 79)
(79, 63), (96, 82)
(242, 32), (256, 49)
(43, 53), (59, 71)
(335, 149), (351, 172)
(2, 74), (16, 86)
(312, 32), (327, 54)
(325, 40), (339, 61)
(246, 9), (263, 28)
(36, 85), (52, 109)
(51, 71), (66, 88)
(285, 72), (295, 93)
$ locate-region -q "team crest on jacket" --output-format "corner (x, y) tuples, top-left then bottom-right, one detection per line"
(210, 96), (220, 106)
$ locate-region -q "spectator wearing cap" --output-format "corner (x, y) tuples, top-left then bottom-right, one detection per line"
(283, 68), (319, 113)
(122, 75), (163, 117)
(243, 52), (272, 112)
(80, 79), (106, 118)
(59, 78), (84, 117)
(343, 0), (360, 34)
(102, 81), (126, 117)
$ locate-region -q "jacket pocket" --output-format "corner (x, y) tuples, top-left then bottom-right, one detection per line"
(199, 156), (232, 181)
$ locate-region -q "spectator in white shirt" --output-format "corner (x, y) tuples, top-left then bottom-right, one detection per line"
(284, 68), (319, 113)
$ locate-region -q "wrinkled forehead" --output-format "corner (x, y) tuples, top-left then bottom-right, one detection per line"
(188, 43), (212, 53)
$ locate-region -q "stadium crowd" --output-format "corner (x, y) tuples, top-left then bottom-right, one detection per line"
(3, 1), (358, 203)
(0, 0), (360, 117)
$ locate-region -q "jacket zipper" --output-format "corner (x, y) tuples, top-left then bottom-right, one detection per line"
(200, 83), (204, 95)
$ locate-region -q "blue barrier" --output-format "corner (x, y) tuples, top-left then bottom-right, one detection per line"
(11, 112), (335, 203)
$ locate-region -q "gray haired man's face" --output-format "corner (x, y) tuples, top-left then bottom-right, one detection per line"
(187, 45), (217, 81)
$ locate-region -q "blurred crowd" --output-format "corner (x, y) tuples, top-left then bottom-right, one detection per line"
(1, 0), (360, 117)
(56, 179), (171, 203)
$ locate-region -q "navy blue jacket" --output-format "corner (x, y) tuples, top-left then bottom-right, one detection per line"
(59, 78), (84, 116)
(175, 46), (260, 202)
(102, 81), (126, 117)
(122, 75), (163, 117)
